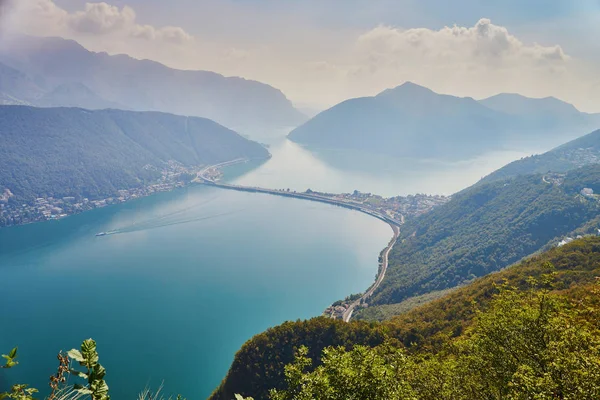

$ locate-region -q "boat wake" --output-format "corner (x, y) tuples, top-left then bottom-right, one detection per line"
(95, 205), (243, 237)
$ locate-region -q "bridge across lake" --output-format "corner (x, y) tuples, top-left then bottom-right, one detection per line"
(197, 171), (402, 228)
(196, 161), (403, 322)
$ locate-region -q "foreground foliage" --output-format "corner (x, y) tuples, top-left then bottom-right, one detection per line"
(211, 237), (600, 400)
(1, 340), (109, 400)
(271, 278), (600, 399)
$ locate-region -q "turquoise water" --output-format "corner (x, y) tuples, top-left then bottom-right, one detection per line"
(0, 139), (530, 399)
(0, 183), (391, 399)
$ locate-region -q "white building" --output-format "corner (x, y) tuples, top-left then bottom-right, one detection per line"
(558, 237), (574, 247)
(581, 188), (594, 197)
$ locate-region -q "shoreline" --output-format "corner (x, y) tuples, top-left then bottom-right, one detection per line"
(197, 163), (404, 322)
(342, 223), (399, 322)
(0, 157), (266, 229)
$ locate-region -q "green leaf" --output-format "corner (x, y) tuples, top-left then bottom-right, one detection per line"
(91, 380), (110, 400)
(92, 364), (106, 380)
(8, 348), (17, 359)
(68, 349), (85, 362)
(69, 370), (89, 380)
(80, 339), (99, 366)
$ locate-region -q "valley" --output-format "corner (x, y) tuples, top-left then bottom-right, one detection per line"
(2, 8), (600, 398)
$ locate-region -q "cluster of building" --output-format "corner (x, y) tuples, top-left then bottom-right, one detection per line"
(323, 294), (365, 319)
(324, 304), (350, 319)
(198, 166), (224, 182)
(0, 162), (203, 228)
(543, 173), (565, 186)
(558, 230), (600, 247)
(563, 148), (600, 168)
(316, 190), (450, 221)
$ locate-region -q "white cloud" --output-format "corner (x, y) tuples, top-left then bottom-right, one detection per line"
(316, 18), (595, 111)
(68, 3), (136, 34)
(131, 25), (193, 44)
(2, 2), (599, 113)
(10, 0), (193, 44)
(354, 18), (568, 74)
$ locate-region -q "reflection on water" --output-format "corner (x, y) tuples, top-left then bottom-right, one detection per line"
(229, 139), (539, 197)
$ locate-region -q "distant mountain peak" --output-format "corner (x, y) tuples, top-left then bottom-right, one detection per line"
(377, 81), (435, 98)
(479, 92), (580, 116)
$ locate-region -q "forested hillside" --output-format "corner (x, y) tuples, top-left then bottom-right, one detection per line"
(211, 238), (600, 400)
(210, 319), (388, 400)
(482, 128), (600, 183)
(368, 164), (600, 306)
(0, 106), (268, 202)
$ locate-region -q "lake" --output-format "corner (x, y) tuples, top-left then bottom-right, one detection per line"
(0, 139), (531, 399)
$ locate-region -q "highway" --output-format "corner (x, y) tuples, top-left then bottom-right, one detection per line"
(197, 161), (402, 322)
(197, 178), (403, 227)
(342, 224), (398, 322)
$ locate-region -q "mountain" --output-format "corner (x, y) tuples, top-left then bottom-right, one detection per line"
(0, 35), (306, 137)
(36, 82), (125, 110)
(288, 82), (600, 159)
(480, 92), (600, 140)
(289, 82), (506, 159)
(0, 61), (42, 104)
(211, 237), (600, 400)
(366, 164), (600, 307)
(481, 128), (600, 183)
(0, 106), (268, 202)
(480, 93), (581, 117)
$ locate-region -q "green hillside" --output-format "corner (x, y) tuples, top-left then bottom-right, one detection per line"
(368, 164), (600, 307)
(211, 237), (600, 400)
(0, 106), (268, 202)
(481, 128), (600, 183)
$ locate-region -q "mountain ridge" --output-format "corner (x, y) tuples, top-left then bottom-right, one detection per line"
(0, 35), (306, 137)
(288, 82), (600, 159)
(0, 105), (269, 205)
(481, 128), (600, 183)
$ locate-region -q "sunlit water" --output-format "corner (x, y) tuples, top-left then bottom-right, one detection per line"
(232, 139), (538, 197)
(0, 139), (533, 399)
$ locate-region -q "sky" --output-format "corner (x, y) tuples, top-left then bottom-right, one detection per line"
(1, 0), (600, 112)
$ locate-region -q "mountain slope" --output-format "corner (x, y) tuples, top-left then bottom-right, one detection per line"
(211, 237), (600, 400)
(368, 164), (600, 307)
(0, 35), (306, 136)
(288, 83), (600, 159)
(0, 106), (268, 201)
(481, 128), (600, 183)
(0, 61), (42, 104)
(480, 93), (581, 117)
(289, 82), (506, 159)
(36, 82), (125, 110)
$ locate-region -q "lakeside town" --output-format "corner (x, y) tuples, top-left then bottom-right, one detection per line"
(1, 159), (450, 229)
(309, 189), (450, 222)
(0, 161), (203, 228)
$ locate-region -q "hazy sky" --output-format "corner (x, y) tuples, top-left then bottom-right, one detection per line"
(2, 0), (600, 111)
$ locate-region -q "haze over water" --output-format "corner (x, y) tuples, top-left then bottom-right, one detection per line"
(0, 140), (531, 399)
